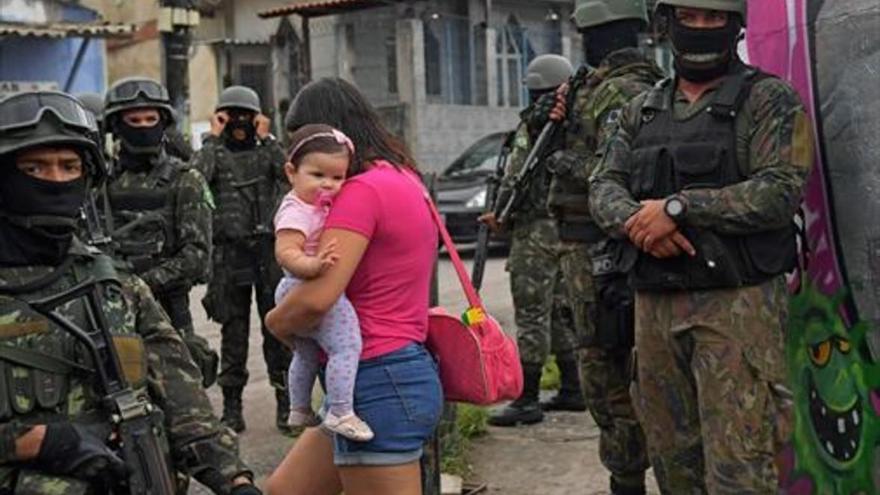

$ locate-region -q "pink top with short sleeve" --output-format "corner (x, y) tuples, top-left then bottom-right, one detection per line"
(324, 160), (437, 359)
(273, 192), (330, 256)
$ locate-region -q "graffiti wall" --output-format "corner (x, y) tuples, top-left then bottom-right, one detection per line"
(744, 1), (880, 493)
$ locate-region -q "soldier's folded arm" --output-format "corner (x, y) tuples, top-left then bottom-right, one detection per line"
(140, 168), (213, 291)
(677, 78), (814, 235)
(129, 273), (253, 489)
(588, 96), (645, 237)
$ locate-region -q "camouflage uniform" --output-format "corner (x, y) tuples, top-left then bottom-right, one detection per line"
(589, 63), (813, 493)
(499, 113), (579, 367)
(105, 150), (218, 386)
(545, 47), (662, 490)
(0, 240), (251, 493)
(191, 135), (290, 420)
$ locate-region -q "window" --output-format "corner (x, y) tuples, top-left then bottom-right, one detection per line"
(386, 34), (398, 94)
(495, 16), (534, 107)
(238, 63), (269, 112)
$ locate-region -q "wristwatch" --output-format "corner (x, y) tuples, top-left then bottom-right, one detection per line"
(663, 194), (688, 224)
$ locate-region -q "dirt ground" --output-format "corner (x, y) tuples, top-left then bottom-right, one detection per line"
(189, 255), (659, 494)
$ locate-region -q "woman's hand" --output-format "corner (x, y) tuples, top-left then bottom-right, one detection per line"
(266, 229), (369, 342)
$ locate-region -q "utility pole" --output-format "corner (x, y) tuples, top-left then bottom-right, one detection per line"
(159, 0), (199, 134)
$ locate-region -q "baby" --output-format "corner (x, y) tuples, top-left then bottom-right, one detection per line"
(273, 124), (373, 441)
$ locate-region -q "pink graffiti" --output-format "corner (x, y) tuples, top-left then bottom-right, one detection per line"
(746, 0), (845, 300)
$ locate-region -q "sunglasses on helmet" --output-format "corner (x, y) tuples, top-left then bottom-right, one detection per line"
(0, 91), (97, 133)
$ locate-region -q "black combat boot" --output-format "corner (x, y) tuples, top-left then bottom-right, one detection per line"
(541, 355), (587, 412)
(488, 363), (544, 427)
(610, 476), (646, 495)
(275, 388), (295, 436)
(221, 386), (246, 433)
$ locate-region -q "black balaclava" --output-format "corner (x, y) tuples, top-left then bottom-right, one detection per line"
(223, 110), (257, 152)
(528, 88), (555, 105)
(581, 19), (642, 68)
(668, 14), (742, 83)
(0, 160), (86, 266)
(116, 120), (165, 158)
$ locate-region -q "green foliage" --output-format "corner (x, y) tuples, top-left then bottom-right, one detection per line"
(441, 404), (489, 476)
(541, 355), (561, 390)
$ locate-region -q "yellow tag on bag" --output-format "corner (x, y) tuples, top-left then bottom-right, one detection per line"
(461, 307), (486, 326)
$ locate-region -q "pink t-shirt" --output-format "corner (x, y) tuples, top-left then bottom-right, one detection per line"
(274, 192), (330, 256)
(324, 160), (437, 359)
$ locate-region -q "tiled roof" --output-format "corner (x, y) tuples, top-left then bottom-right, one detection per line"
(0, 21), (134, 39)
(258, 0), (390, 19)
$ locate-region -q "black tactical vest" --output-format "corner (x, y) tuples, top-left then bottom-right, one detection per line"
(627, 66), (798, 291)
(209, 146), (278, 242)
(107, 159), (180, 275)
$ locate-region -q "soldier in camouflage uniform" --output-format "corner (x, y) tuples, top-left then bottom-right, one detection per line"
(101, 77), (219, 390)
(528, 1), (663, 492)
(0, 90), (260, 494)
(480, 54), (584, 427)
(190, 86), (291, 434)
(589, 1), (813, 492)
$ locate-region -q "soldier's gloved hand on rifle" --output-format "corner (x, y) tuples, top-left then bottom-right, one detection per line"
(544, 149), (580, 177)
(35, 421), (128, 486)
(526, 84), (569, 135)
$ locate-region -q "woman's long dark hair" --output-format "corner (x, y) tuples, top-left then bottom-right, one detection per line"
(285, 78), (417, 176)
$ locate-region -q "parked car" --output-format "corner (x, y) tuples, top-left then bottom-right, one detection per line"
(435, 131), (511, 245)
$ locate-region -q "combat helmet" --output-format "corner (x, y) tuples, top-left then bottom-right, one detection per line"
(654, 0), (747, 25)
(573, 0), (648, 29)
(0, 91), (106, 183)
(524, 55), (574, 90)
(216, 86), (261, 114)
(75, 92), (105, 125)
(103, 76), (175, 124)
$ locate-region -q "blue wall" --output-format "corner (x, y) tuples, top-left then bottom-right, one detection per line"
(0, 2), (106, 94)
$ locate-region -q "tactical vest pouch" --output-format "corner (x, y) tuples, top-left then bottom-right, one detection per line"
(673, 143), (727, 189)
(112, 335), (147, 388)
(558, 220), (605, 243)
(15, 470), (90, 495)
(8, 365), (34, 415)
(629, 147), (663, 198)
(32, 339), (66, 410)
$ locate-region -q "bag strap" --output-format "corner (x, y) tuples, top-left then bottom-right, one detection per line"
(404, 171), (485, 311)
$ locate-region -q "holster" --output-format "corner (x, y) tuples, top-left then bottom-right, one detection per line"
(594, 275), (635, 351)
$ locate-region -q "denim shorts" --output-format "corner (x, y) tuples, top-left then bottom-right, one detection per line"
(321, 343), (443, 466)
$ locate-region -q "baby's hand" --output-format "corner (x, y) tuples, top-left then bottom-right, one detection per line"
(316, 239), (340, 273)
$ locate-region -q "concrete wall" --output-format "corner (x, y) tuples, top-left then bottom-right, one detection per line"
(415, 104), (520, 173)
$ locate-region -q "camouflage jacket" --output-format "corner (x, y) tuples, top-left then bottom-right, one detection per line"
(106, 152), (213, 293)
(547, 48), (664, 221)
(589, 64), (814, 238)
(191, 135), (287, 245)
(494, 105), (555, 228)
(0, 239), (249, 493)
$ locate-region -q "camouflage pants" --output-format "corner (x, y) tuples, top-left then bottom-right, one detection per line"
(207, 244), (291, 392)
(560, 241), (649, 485)
(632, 278), (792, 494)
(507, 218), (579, 365)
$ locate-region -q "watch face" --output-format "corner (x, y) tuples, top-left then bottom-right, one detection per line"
(666, 198), (684, 217)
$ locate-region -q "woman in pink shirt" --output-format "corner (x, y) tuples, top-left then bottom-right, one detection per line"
(265, 78), (442, 495)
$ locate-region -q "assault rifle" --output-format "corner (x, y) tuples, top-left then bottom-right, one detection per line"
(20, 262), (176, 494)
(493, 121), (557, 225)
(472, 131), (515, 293)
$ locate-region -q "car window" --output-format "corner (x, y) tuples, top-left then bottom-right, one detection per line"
(443, 133), (507, 177)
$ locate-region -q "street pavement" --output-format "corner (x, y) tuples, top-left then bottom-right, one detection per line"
(187, 254), (657, 494)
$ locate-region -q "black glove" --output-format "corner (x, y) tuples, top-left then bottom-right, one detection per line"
(230, 483), (263, 495)
(527, 92), (557, 136)
(36, 422), (128, 486)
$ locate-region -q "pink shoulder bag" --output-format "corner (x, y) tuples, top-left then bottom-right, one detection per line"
(412, 175), (523, 405)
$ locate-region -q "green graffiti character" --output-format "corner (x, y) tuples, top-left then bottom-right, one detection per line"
(786, 283), (880, 493)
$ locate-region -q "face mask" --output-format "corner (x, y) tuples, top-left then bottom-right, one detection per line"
(116, 120), (165, 156)
(0, 163), (86, 266)
(669, 16), (742, 83)
(581, 19), (641, 68)
(223, 117), (257, 151)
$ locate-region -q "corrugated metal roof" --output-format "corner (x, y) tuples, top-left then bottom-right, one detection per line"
(258, 0), (391, 19)
(0, 21), (134, 39)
